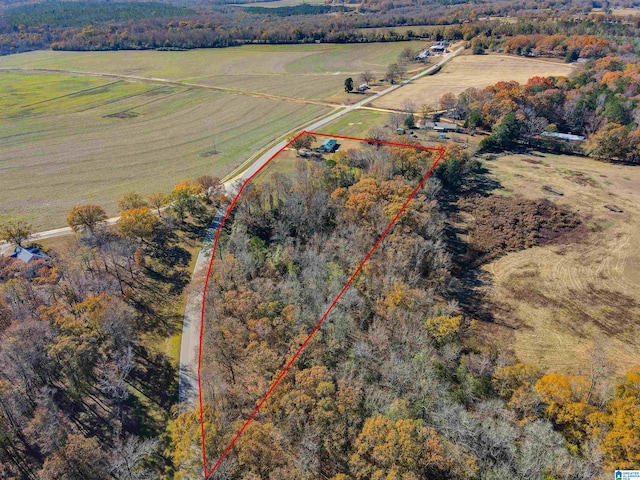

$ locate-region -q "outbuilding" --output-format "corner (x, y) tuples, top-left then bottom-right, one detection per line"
(9, 246), (49, 264)
(541, 132), (585, 142)
(319, 138), (338, 153)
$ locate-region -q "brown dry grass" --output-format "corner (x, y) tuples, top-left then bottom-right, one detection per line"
(475, 152), (640, 374)
(372, 55), (575, 110)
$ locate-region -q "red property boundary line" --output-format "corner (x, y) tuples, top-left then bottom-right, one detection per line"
(197, 131), (446, 479)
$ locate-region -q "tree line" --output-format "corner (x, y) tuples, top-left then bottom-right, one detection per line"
(3, 0), (640, 55)
(0, 176), (226, 478)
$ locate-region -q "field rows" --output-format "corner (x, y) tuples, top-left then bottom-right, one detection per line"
(0, 73), (331, 229)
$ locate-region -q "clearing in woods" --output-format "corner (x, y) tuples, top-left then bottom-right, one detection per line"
(474, 152), (640, 374)
(0, 71), (331, 229)
(373, 54), (575, 110)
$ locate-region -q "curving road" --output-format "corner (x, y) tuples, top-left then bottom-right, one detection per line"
(0, 45), (464, 406)
(177, 45), (464, 405)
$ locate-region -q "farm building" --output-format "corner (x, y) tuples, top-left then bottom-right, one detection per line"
(429, 44), (446, 53)
(415, 50), (430, 60)
(9, 246), (49, 264)
(541, 132), (585, 142)
(319, 138), (338, 153)
(358, 83), (370, 92)
(420, 121), (459, 132)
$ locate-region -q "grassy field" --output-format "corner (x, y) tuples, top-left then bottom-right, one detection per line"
(0, 71), (331, 229)
(476, 152), (640, 374)
(373, 54), (575, 110)
(0, 42), (426, 101)
(318, 109), (389, 138)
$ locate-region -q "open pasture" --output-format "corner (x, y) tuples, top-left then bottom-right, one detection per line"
(373, 54), (575, 110)
(476, 152), (640, 374)
(0, 41), (426, 101)
(0, 72), (330, 229)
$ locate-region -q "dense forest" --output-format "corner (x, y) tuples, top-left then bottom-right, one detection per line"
(0, 178), (226, 478)
(167, 142), (640, 479)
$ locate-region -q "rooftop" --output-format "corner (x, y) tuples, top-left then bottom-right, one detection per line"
(10, 246), (49, 264)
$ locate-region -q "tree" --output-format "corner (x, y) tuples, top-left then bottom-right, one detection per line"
(117, 192), (147, 212)
(110, 436), (159, 480)
(398, 47), (416, 64)
(290, 133), (316, 153)
(404, 114), (416, 129)
(419, 103), (435, 121)
(480, 112), (522, 151)
(439, 92), (457, 112)
(344, 77), (354, 93)
(167, 180), (204, 223)
(118, 208), (160, 242)
(599, 367), (640, 470)
(350, 416), (452, 479)
(195, 175), (222, 201)
(385, 63), (406, 84)
(39, 433), (110, 480)
(66, 204), (107, 234)
(147, 192), (166, 217)
(389, 111), (405, 130)
(359, 70), (374, 85)
(0, 220), (32, 246)
(587, 123), (639, 163)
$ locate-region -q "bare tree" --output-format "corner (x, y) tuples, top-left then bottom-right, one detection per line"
(110, 436), (159, 480)
(439, 92), (458, 112)
(385, 63), (406, 84)
(359, 70), (374, 85)
(402, 100), (417, 115)
(389, 111), (405, 130)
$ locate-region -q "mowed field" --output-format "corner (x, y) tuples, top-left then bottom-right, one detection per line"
(0, 42), (424, 101)
(477, 153), (640, 374)
(373, 54), (575, 110)
(0, 72), (331, 229)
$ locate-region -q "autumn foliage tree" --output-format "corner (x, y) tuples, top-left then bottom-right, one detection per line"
(66, 204), (107, 233)
(0, 220), (32, 246)
(118, 207), (160, 242)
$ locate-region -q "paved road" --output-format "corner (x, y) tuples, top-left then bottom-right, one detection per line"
(0, 45), (463, 257)
(178, 212), (223, 405)
(238, 46), (463, 182)
(177, 45), (465, 407)
(0, 218), (120, 254)
(0, 45), (464, 407)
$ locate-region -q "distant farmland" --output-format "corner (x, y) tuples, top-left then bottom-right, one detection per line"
(0, 42), (425, 101)
(0, 72), (331, 229)
(373, 54), (575, 110)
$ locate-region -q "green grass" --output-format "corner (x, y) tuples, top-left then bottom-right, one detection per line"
(319, 109), (389, 138)
(0, 72), (331, 230)
(0, 73), (155, 119)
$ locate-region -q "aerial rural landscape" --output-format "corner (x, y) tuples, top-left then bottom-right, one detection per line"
(0, 0), (639, 478)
